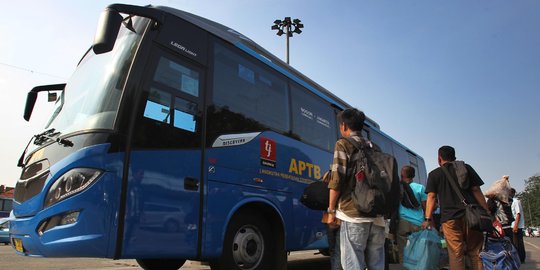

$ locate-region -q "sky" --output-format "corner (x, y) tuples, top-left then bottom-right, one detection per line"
(0, 0), (539, 193)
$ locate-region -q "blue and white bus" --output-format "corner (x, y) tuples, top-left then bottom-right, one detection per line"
(11, 4), (426, 270)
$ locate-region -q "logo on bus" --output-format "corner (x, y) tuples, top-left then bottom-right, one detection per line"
(170, 41), (197, 57)
(260, 137), (276, 168)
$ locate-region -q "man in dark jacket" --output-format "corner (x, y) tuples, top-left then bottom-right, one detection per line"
(422, 146), (489, 270)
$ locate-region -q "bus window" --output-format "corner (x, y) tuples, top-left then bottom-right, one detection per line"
(143, 92), (198, 132)
(362, 128), (369, 141)
(408, 152), (418, 168)
(134, 52), (203, 149)
(408, 153), (420, 182)
(416, 158), (428, 185)
(154, 57), (200, 97)
(173, 97), (197, 132)
(211, 43), (289, 134)
(144, 88), (172, 124)
(4, 199), (12, 211)
(0, 198), (13, 217)
(291, 84), (336, 152)
(369, 130), (393, 155)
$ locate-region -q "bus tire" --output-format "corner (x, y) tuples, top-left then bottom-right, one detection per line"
(136, 259), (186, 270)
(210, 211), (285, 270)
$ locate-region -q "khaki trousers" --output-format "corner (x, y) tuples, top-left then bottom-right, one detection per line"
(396, 218), (421, 264)
(441, 217), (484, 270)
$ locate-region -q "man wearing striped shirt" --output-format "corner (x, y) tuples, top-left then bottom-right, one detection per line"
(327, 108), (386, 270)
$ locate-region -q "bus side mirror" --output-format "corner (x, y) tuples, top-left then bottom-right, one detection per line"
(23, 84), (66, 121)
(24, 91), (38, 121)
(48, 92), (57, 102)
(93, 8), (123, 54)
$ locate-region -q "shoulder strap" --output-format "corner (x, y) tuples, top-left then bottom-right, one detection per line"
(449, 160), (469, 189)
(342, 137), (368, 195)
(343, 136), (364, 151)
(343, 137), (368, 166)
(401, 182), (421, 208)
(440, 165), (468, 206)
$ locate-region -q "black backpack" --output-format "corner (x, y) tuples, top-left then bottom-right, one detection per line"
(300, 180), (329, 211)
(401, 182), (421, 209)
(345, 137), (400, 217)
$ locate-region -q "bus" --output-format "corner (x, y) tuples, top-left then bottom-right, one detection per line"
(11, 4), (427, 270)
(0, 197), (13, 218)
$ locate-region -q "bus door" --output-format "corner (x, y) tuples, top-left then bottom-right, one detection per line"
(124, 47), (205, 258)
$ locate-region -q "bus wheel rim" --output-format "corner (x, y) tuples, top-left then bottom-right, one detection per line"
(231, 225), (264, 269)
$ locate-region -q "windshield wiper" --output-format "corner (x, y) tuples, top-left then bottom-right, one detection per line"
(17, 128), (73, 167)
(33, 128), (56, 146)
(34, 128), (73, 147)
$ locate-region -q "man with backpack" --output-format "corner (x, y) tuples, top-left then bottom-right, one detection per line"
(423, 146), (490, 270)
(396, 165), (427, 264)
(327, 108), (400, 269)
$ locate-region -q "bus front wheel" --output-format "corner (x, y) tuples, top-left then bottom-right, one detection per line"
(210, 211), (284, 270)
(136, 259), (186, 270)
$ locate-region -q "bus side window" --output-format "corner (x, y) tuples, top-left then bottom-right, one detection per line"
(290, 84), (336, 152)
(142, 89), (197, 133)
(134, 53), (202, 149)
(369, 131), (393, 155)
(362, 128), (369, 141)
(143, 88), (172, 124)
(173, 97), (197, 132)
(154, 57), (200, 98)
(408, 153), (420, 182)
(209, 42), (289, 139)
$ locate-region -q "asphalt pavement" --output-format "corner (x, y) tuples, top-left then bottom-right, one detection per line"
(1, 237), (539, 269)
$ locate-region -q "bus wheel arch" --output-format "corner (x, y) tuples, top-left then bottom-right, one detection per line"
(210, 202), (286, 270)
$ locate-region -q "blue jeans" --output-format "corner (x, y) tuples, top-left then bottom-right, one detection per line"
(340, 221), (386, 270)
(328, 226), (342, 270)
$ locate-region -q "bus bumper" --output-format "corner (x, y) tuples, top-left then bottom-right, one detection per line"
(9, 172), (119, 258)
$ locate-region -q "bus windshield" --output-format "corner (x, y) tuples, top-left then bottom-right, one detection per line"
(44, 17), (149, 135)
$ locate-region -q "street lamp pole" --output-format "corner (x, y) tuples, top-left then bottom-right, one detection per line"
(272, 17), (303, 64)
(286, 23), (290, 64)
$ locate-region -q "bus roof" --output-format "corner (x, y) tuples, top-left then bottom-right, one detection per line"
(153, 5), (381, 129)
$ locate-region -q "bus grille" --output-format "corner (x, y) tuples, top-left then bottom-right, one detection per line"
(14, 173), (48, 203)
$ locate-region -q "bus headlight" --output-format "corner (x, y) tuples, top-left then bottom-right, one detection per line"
(44, 168), (103, 208)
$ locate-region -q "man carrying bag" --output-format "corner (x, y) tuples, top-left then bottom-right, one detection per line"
(422, 146), (490, 270)
(326, 108), (400, 270)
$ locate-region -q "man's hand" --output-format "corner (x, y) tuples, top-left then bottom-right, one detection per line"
(328, 213), (340, 229)
(513, 213), (521, 233)
(421, 220), (434, 230)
